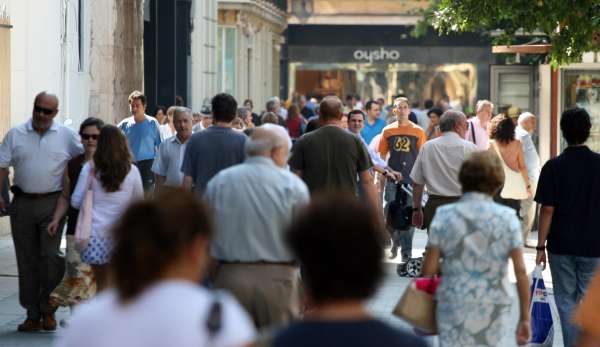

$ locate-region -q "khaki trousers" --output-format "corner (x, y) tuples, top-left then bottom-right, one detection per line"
(423, 195), (461, 230)
(213, 263), (300, 329)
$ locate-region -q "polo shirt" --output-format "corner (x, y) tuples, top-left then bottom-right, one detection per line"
(0, 119), (82, 193)
(361, 118), (386, 145)
(117, 115), (161, 162)
(205, 156), (309, 262)
(180, 126), (246, 195)
(151, 135), (187, 187)
(515, 126), (541, 183)
(535, 146), (600, 257)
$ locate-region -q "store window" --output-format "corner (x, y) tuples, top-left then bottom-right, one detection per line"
(561, 69), (600, 152)
(217, 26), (236, 95)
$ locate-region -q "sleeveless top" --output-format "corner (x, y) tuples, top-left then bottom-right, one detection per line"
(490, 140), (528, 200)
(66, 154), (85, 235)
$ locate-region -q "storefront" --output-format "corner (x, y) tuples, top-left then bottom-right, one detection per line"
(284, 25), (497, 109)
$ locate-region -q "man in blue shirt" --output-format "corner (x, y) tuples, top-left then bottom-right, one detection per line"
(118, 90), (161, 192)
(361, 100), (386, 145)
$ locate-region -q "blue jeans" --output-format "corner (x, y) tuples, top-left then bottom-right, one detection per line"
(548, 253), (600, 347)
(384, 181), (414, 262)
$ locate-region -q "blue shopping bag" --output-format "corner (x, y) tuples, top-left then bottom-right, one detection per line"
(529, 265), (554, 347)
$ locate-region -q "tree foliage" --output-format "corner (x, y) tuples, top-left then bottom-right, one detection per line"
(415, 0), (600, 67)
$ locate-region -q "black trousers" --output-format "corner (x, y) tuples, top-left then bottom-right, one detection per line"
(134, 159), (155, 192)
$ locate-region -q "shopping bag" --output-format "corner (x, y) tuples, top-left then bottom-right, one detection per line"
(529, 265), (554, 347)
(392, 277), (440, 334)
(75, 169), (95, 252)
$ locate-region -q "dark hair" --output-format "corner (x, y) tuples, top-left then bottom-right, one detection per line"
(265, 100), (278, 112)
(348, 109), (365, 120)
(561, 107), (591, 146)
(287, 104), (301, 119)
(305, 119), (320, 133)
(111, 189), (213, 301)
(365, 100), (377, 111)
(79, 117), (104, 134)
(488, 114), (515, 145)
(287, 193), (384, 304)
(427, 108), (443, 118)
(128, 90), (146, 105)
(460, 151), (504, 196)
(211, 93), (237, 122)
(155, 105), (166, 116)
(424, 99), (434, 109)
(93, 125), (132, 192)
(244, 99), (253, 109)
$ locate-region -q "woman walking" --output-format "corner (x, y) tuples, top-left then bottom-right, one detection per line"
(47, 117), (104, 310)
(71, 125), (144, 291)
(488, 114), (532, 213)
(421, 151), (531, 347)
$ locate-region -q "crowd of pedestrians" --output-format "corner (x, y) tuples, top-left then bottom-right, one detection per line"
(1, 89), (599, 347)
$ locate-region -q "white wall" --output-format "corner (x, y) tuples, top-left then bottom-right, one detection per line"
(7, 0), (90, 130)
(190, 0), (218, 111)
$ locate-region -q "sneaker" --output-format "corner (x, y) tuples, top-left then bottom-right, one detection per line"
(17, 318), (41, 332)
(389, 246), (398, 259)
(42, 314), (57, 331)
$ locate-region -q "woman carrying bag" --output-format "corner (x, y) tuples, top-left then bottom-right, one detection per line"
(421, 151), (531, 347)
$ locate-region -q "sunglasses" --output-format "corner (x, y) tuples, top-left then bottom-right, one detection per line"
(34, 105), (55, 115)
(81, 134), (99, 140)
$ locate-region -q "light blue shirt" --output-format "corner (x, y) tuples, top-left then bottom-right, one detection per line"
(0, 119), (82, 193)
(151, 135), (187, 187)
(516, 126), (540, 182)
(361, 118), (386, 145)
(205, 156), (310, 262)
(118, 115), (161, 162)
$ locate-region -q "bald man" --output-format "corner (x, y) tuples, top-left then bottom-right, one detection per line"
(0, 92), (83, 332)
(205, 126), (309, 328)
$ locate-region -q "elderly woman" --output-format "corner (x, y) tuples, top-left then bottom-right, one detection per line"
(421, 151), (531, 347)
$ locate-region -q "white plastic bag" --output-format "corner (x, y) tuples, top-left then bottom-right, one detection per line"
(529, 265), (554, 347)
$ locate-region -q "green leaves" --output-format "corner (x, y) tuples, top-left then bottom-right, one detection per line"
(416, 0), (600, 67)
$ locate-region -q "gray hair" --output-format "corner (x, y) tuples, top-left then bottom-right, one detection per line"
(476, 100), (493, 113)
(237, 107), (249, 118)
(173, 106), (192, 121)
(245, 125), (289, 156)
(518, 112), (535, 126)
(439, 110), (466, 132)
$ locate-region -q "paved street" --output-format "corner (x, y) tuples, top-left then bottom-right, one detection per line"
(0, 230), (563, 347)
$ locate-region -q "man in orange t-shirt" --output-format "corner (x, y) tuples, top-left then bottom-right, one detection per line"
(379, 97), (427, 264)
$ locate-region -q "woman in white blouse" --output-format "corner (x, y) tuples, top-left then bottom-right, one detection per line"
(71, 125), (144, 291)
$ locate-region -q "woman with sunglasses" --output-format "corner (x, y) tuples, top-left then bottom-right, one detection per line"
(47, 117), (104, 315)
(70, 125), (144, 292)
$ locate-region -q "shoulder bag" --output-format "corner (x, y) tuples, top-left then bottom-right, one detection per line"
(393, 276), (441, 334)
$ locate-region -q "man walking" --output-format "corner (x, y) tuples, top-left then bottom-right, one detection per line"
(289, 96), (381, 224)
(117, 90), (161, 192)
(206, 126), (309, 328)
(379, 97), (427, 261)
(465, 99), (493, 150)
(516, 112), (541, 246)
(181, 93), (246, 195)
(361, 100), (386, 145)
(0, 92), (82, 331)
(535, 108), (600, 347)
(152, 107), (193, 192)
(410, 111), (477, 230)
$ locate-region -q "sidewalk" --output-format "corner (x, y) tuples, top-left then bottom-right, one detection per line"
(0, 231), (564, 347)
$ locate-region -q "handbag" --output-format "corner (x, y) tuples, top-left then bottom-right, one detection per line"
(393, 277), (440, 334)
(490, 141), (528, 200)
(386, 183), (411, 230)
(74, 167), (95, 252)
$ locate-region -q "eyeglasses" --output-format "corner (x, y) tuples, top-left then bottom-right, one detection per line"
(34, 105), (55, 115)
(81, 134), (99, 140)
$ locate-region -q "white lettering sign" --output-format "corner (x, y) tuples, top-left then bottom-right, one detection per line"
(353, 47), (401, 63)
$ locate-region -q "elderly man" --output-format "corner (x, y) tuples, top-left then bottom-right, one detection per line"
(465, 99), (493, 150)
(118, 91), (161, 191)
(206, 126), (309, 328)
(182, 93), (246, 195)
(410, 110), (477, 230)
(0, 92), (82, 332)
(516, 112), (541, 247)
(152, 107), (193, 192)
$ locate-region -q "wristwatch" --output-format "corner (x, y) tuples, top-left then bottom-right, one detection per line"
(382, 171), (388, 177)
(412, 207), (422, 212)
(535, 245), (546, 252)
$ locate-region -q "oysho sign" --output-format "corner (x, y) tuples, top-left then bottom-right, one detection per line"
(353, 47), (401, 63)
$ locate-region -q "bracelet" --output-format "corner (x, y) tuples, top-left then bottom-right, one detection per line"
(412, 207), (422, 212)
(535, 246), (546, 251)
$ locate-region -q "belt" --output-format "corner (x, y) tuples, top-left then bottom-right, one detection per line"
(428, 195), (460, 200)
(218, 260), (296, 266)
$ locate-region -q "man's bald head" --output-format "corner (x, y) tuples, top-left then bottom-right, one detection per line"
(319, 96), (343, 121)
(246, 125), (290, 167)
(32, 91), (59, 134)
(34, 92), (59, 110)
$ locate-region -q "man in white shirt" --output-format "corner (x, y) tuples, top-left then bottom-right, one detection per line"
(516, 112), (541, 246)
(0, 92), (83, 332)
(411, 110), (477, 230)
(152, 107), (193, 191)
(465, 100), (493, 150)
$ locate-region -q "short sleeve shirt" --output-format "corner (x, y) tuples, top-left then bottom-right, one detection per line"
(288, 126), (371, 194)
(361, 118), (386, 145)
(534, 146), (600, 257)
(151, 135), (187, 187)
(180, 126), (246, 195)
(378, 121), (427, 184)
(118, 115), (161, 162)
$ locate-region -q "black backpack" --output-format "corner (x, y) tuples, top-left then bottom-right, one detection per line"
(386, 183), (412, 230)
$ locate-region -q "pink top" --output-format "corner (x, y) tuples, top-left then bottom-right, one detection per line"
(465, 117), (489, 151)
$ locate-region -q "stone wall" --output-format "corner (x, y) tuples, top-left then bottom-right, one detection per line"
(89, 0), (144, 125)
